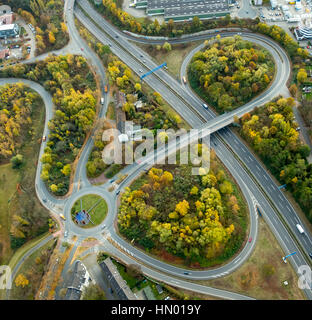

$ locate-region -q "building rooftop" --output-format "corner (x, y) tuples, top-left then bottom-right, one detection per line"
(100, 258), (137, 300)
(0, 23), (16, 31)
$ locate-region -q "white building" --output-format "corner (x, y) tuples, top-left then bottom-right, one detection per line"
(270, 0), (278, 9)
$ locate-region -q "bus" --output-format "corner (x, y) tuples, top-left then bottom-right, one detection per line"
(60, 214), (66, 221)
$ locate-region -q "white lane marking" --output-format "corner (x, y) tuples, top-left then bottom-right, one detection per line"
(264, 175), (268, 181)
(256, 165), (261, 171)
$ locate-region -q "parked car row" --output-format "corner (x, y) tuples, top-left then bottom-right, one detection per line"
(28, 23), (36, 35)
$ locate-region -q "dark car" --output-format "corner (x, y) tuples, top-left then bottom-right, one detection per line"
(116, 190), (120, 195)
(309, 252), (312, 259)
(183, 272), (190, 275)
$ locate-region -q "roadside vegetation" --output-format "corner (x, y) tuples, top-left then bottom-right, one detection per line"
(238, 97), (312, 223)
(292, 63), (312, 144)
(134, 41), (202, 79)
(188, 36), (275, 113)
(118, 151), (248, 268)
(89, 0), (308, 63)
(8, 0), (69, 56)
(198, 218), (305, 300)
(10, 238), (56, 300)
(0, 84), (50, 263)
(77, 22), (188, 181)
(0, 55), (98, 196)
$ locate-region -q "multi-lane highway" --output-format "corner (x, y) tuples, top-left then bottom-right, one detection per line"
(3, 0), (312, 300)
(74, 0), (312, 277)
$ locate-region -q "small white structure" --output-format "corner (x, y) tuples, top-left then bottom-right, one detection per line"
(271, 0), (278, 9)
(295, 1), (302, 10)
(282, 4), (290, 11)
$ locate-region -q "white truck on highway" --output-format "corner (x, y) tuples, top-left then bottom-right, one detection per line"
(100, 97), (104, 104)
(296, 224), (304, 234)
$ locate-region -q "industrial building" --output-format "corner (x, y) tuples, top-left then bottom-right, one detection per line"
(135, 0), (230, 22)
(0, 23), (19, 39)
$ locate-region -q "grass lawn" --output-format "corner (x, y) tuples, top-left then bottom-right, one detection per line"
(134, 41), (203, 79)
(71, 194), (107, 228)
(0, 164), (20, 265)
(106, 102), (116, 120)
(195, 218), (306, 300)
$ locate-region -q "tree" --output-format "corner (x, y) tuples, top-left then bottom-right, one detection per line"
(15, 274), (29, 288)
(50, 184), (58, 193)
(126, 264), (143, 280)
(134, 82), (141, 92)
(297, 68), (307, 83)
(61, 164), (71, 176)
(162, 42), (172, 52)
(82, 284), (106, 300)
(11, 154), (24, 169)
(289, 83), (297, 97)
(192, 16), (201, 31)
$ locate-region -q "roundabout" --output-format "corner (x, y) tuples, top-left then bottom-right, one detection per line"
(70, 194), (107, 228)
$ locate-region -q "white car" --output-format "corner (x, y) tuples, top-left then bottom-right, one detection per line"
(64, 231), (68, 237)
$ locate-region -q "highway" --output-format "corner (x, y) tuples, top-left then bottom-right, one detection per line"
(2, 0), (311, 300)
(74, 0), (312, 283)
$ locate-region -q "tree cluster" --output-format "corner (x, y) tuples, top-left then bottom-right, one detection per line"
(0, 83), (38, 160)
(188, 36), (274, 112)
(118, 157), (247, 267)
(0, 55), (97, 195)
(14, 0), (69, 55)
(239, 97), (312, 222)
